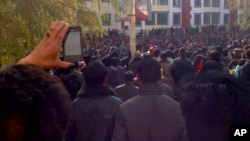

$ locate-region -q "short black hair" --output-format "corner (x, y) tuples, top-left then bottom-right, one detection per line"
(83, 61), (107, 86)
(137, 58), (161, 83)
(165, 49), (175, 59)
(199, 60), (223, 74)
(160, 51), (168, 60)
(153, 49), (161, 57)
(227, 59), (238, 69)
(180, 70), (250, 141)
(170, 61), (195, 86)
(238, 59), (247, 66)
(62, 74), (82, 100)
(208, 50), (221, 63)
(124, 71), (135, 82)
(0, 64), (71, 141)
(111, 57), (120, 67)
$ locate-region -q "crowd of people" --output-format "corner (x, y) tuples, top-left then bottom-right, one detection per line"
(0, 21), (250, 141)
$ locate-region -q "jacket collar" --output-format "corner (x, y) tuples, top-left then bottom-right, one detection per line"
(139, 82), (164, 95)
(78, 85), (116, 97)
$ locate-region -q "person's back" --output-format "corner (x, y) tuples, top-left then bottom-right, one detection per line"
(159, 51), (175, 90)
(107, 65), (120, 88)
(115, 71), (139, 101)
(112, 57), (126, 85)
(127, 51), (143, 74)
(112, 58), (185, 141)
(174, 47), (191, 63)
(67, 61), (123, 141)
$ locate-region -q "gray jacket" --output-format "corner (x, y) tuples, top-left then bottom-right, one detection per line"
(112, 83), (185, 141)
(67, 85), (123, 141)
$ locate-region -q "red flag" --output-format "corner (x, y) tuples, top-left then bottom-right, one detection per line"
(135, 7), (148, 21)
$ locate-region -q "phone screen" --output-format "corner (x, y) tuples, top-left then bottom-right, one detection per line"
(62, 26), (83, 62)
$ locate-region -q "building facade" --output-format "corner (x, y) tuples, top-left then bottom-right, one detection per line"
(89, 0), (241, 31)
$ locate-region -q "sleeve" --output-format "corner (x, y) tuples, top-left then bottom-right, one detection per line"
(112, 107), (129, 141)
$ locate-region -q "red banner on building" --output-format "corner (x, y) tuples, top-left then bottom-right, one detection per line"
(135, 0), (151, 21)
(115, 0), (151, 22)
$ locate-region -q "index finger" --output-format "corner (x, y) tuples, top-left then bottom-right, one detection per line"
(54, 21), (70, 43)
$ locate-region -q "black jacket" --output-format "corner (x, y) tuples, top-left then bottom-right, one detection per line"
(67, 85), (123, 141)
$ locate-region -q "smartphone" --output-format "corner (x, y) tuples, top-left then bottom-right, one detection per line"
(61, 26), (84, 62)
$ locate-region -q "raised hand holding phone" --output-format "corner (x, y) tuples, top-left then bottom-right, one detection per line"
(18, 21), (74, 69)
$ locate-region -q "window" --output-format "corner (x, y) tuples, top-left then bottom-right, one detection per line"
(224, 0), (229, 9)
(194, 0), (201, 7)
(157, 13), (168, 25)
(146, 13), (156, 25)
(212, 0), (220, 7)
(136, 21), (142, 26)
(224, 14), (230, 25)
(204, 0), (220, 7)
(173, 0), (181, 7)
(239, 0), (244, 9)
(102, 13), (111, 26)
(152, 0), (156, 5)
(102, 0), (110, 2)
(212, 13), (220, 24)
(204, 12), (220, 25)
(204, 0), (210, 7)
(173, 13), (181, 25)
(158, 0), (168, 5)
(194, 13), (201, 25)
(204, 13), (210, 24)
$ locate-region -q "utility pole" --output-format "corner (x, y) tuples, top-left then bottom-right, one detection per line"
(129, 0), (136, 59)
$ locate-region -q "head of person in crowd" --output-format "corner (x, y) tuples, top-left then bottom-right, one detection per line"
(238, 59), (247, 66)
(160, 51), (168, 61)
(178, 47), (186, 58)
(228, 59), (238, 70)
(83, 54), (92, 65)
(153, 49), (161, 61)
(83, 61), (108, 86)
(180, 70), (250, 141)
(102, 55), (112, 67)
(222, 48), (229, 57)
(142, 53), (152, 59)
(166, 49), (175, 59)
(201, 47), (208, 55)
(110, 51), (119, 58)
(215, 46), (223, 55)
(124, 71), (136, 83)
(170, 61), (195, 87)
(208, 49), (221, 63)
(62, 74), (83, 100)
(137, 58), (161, 84)
(111, 57), (120, 67)
(0, 64), (71, 141)
(199, 60), (223, 74)
(232, 48), (243, 59)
